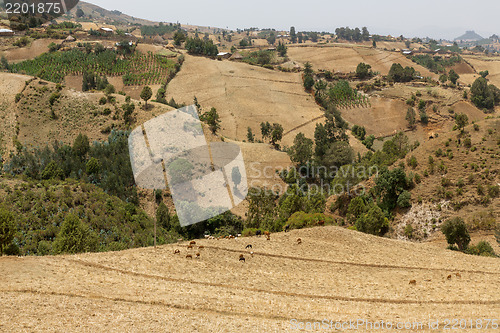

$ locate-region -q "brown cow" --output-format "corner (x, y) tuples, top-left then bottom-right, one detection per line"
(317, 220), (325, 226)
(447, 275), (452, 280)
(297, 238), (302, 245)
(187, 245), (193, 249)
(173, 249), (180, 254)
(198, 245), (205, 249)
(195, 253), (200, 258)
(409, 280), (416, 285)
(186, 254), (193, 259)
(189, 241), (196, 245)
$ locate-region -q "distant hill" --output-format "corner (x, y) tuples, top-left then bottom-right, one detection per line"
(454, 30), (484, 41)
(65, 1), (157, 27)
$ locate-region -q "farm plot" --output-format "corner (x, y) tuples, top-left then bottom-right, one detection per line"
(0, 226), (498, 332)
(10, 49), (178, 86)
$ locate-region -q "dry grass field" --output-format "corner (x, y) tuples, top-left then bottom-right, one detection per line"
(1, 226), (498, 332)
(1, 39), (56, 63)
(287, 45), (438, 79)
(464, 55), (500, 87)
(166, 54), (324, 147)
(0, 72), (32, 153)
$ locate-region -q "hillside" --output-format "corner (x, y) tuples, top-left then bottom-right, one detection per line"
(66, 1), (156, 27)
(455, 31), (484, 42)
(391, 117), (499, 240)
(0, 225), (498, 331)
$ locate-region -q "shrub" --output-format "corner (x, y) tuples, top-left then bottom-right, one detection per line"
(286, 212), (334, 230)
(356, 62), (372, 79)
(53, 214), (98, 254)
(441, 217), (470, 251)
(407, 155), (418, 169)
(465, 241), (496, 257)
(404, 224), (414, 239)
(99, 97), (107, 105)
(0, 207), (16, 256)
(488, 185), (500, 198)
(355, 204), (389, 236)
(397, 191), (412, 208)
(414, 173), (421, 184)
(347, 196), (366, 221)
(242, 228), (262, 237)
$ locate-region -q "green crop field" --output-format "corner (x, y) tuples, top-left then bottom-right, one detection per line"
(10, 49), (179, 86)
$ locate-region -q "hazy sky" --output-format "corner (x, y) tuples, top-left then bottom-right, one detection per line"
(87, 0), (500, 40)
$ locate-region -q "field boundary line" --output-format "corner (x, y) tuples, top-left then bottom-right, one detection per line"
(59, 258), (500, 305)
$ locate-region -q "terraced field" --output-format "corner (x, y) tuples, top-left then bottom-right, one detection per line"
(1, 226), (498, 332)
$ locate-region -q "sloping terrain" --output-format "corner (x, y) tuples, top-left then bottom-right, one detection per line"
(464, 55), (500, 87)
(0, 226), (498, 332)
(0, 72), (31, 153)
(166, 54), (324, 147)
(288, 45), (439, 79)
(394, 117), (499, 240)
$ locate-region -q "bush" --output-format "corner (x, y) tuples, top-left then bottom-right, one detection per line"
(356, 62), (372, 79)
(404, 224), (414, 239)
(242, 228), (265, 237)
(286, 212), (334, 230)
(441, 217), (470, 251)
(488, 185), (500, 197)
(0, 207), (16, 256)
(53, 213), (98, 254)
(407, 155), (418, 169)
(465, 241), (496, 257)
(397, 191), (412, 208)
(351, 125), (366, 140)
(388, 63), (415, 82)
(354, 204), (389, 236)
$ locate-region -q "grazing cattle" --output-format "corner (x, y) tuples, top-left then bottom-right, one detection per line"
(196, 253), (200, 258)
(409, 280), (417, 285)
(264, 231), (270, 237)
(204, 235), (210, 239)
(198, 246), (205, 249)
(284, 224), (290, 232)
(186, 254), (193, 259)
(455, 272), (461, 278)
(317, 220), (325, 226)
(250, 251), (254, 257)
(229, 235), (235, 239)
(297, 238), (302, 245)
(187, 245), (193, 249)
(245, 244), (252, 249)
(255, 230), (262, 236)
(239, 256), (245, 262)
(174, 249), (180, 254)
(447, 275), (452, 280)
(189, 241), (196, 245)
